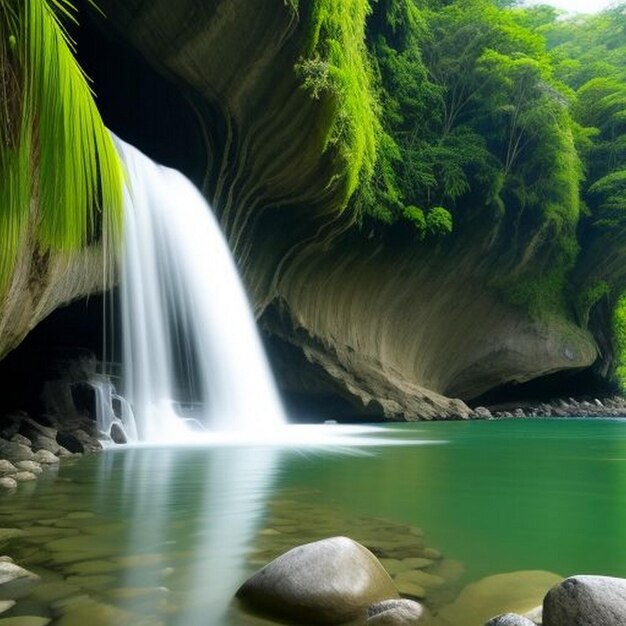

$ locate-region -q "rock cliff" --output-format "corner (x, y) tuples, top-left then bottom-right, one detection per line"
(0, 0), (605, 419)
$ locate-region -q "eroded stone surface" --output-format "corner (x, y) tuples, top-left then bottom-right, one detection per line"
(368, 598), (430, 625)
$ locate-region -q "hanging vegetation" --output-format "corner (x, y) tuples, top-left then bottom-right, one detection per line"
(0, 0), (123, 295)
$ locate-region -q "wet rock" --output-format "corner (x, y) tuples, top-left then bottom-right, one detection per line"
(430, 559), (465, 584)
(0, 478), (16, 491)
(523, 605), (542, 623)
(485, 614), (537, 626)
(0, 461), (17, 475)
(33, 450), (59, 465)
(422, 548), (442, 560)
(29, 434), (60, 455)
(395, 581), (426, 600)
(395, 570), (445, 590)
(70, 429), (101, 453)
(20, 416), (57, 440)
(12, 472), (37, 482)
(439, 571), (562, 626)
(401, 558), (433, 570)
(543, 575), (626, 626)
(0, 600), (15, 615)
(10, 435), (32, 448)
(109, 423), (127, 445)
(0, 562), (41, 600)
(474, 407), (492, 419)
(236, 536), (399, 623)
(15, 461), (43, 475)
(0, 529), (25, 543)
(367, 598), (430, 624)
(0, 441), (35, 462)
(55, 432), (84, 454)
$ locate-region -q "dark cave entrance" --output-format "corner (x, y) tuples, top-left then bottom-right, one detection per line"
(470, 367), (616, 410)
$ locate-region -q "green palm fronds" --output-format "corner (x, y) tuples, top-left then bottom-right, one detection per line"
(0, 0), (123, 294)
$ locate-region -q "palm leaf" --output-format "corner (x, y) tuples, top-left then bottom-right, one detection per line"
(0, 0), (123, 295)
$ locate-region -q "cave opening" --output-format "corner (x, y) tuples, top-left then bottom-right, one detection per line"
(470, 367), (616, 411)
(0, 7), (210, 419)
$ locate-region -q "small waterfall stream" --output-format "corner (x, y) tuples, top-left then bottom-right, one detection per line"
(112, 139), (285, 442)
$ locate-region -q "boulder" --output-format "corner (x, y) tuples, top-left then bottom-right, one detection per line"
(0, 461), (17, 475)
(55, 432), (84, 454)
(33, 450), (59, 465)
(0, 478), (17, 490)
(0, 562), (41, 600)
(543, 575), (626, 626)
(485, 614), (537, 626)
(0, 441), (35, 462)
(109, 423), (127, 445)
(12, 472), (37, 483)
(367, 598), (430, 624)
(15, 461), (42, 475)
(29, 434), (60, 455)
(10, 435), (32, 449)
(236, 536), (399, 623)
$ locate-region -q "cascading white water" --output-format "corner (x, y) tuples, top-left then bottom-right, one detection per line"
(115, 139), (285, 442)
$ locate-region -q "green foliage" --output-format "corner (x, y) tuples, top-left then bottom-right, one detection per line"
(0, 0), (123, 294)
(296, 0), (379, 206)
(402, 204), (426, 233)
(426, 206), (453, 235)
(576, 280), (610, 328)
(613, 293), (626, 392)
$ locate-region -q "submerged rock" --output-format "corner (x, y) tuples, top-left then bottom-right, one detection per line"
(543, 575), (626, 626)
(485, 613), (537, 626)
(438, 570), (562, 626)
(0, 617), (51, 625)
(0, 600), (15, 615)
(367, 598), (430, 624)
(236, 536), (399, 623)
(0, 562), (41, 600)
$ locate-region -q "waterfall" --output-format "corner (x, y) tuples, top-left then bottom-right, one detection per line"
(114, 139), (285, 442)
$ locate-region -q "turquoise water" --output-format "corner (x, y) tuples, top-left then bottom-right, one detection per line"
(1, 419), (626, 624)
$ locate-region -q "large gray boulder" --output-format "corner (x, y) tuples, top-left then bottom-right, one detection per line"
(485, 614), (537, 626)
(236, 536), (399, 623)
(368, 598), (430, 624)
(543, 575), (626, 625)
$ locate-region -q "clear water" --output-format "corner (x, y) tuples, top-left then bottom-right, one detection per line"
(1, 420), (626, 625)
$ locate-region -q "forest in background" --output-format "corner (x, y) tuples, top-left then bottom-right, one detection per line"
(297, 0), (625, 384)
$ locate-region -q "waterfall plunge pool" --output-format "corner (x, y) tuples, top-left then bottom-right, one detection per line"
(1, 419), (626, 625)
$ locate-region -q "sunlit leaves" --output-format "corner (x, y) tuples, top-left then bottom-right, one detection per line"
(0, 0), (123, 294)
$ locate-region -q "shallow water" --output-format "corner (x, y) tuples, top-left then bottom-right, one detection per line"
(1, 419), (626, 625)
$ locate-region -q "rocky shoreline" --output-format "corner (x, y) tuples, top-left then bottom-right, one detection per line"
(0, 410), (102, 491)
(238, 535), (626, 625)
(470, 395), (626, 420)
